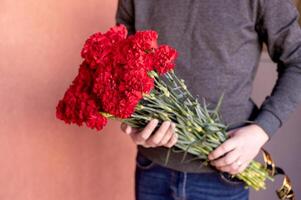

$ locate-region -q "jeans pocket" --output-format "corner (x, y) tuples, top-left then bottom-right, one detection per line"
(218, 172), (245, 187)
(136, 152), (157, 170)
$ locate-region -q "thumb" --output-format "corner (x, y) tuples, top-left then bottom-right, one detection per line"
(121, 123), (132, 135)
(125, 125), (133, 135)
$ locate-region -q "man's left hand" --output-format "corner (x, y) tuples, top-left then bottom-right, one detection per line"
(208, 124), (269, 175)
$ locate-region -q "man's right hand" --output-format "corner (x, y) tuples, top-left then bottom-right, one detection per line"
(120, 119), (178, 148)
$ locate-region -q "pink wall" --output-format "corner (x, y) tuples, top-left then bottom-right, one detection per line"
(1, 0), (300, 200)
(0, 0), (136, 199)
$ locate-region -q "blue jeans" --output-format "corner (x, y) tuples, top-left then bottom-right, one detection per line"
(135, 151), (249, 200)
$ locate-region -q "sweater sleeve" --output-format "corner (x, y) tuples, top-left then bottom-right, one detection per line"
(115, 0), (136, 35)
(253, 0), (301, 140)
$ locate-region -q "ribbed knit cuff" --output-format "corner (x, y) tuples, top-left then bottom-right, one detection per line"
(252, 109), (282, 141)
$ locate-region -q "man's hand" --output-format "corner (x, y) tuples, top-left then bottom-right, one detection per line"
(120, 119), (178, 148)
(208, 124), (269, 175)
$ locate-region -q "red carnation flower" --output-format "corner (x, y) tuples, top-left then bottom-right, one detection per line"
(56, 89), (107, 130)
(133, 31), (158, 51)
(56, 24), (178, 131)
(153, 45), (178, 75)
(56, 62), (107, 130)
(81, 25), (128, 69)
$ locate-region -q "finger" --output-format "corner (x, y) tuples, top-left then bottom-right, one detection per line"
(121, 123), (132, 134)
(149, 121), (171, 145)
(227, 161), (248, 175)
(210, 148), (240, 168)
(159, 123), (175, 145)
(120, 123), (127, 133)
(137, 143), (152, 148)
(236, 162), (250, 174)
(129, 131), (145, 145)
(125, 125), (132, 134)
(121, 123), (137, 135)
(136, 119), (159, 142)
(208, 138), (237, 160)
(164, 132), (178, 148)
(216, 161), (240, 174)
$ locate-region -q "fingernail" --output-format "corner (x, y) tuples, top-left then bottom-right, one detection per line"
(152, 119), (158, 124)
(125, 126), (130, 134)
(171, 122), (176, 130)
(164, 121), (170, 126)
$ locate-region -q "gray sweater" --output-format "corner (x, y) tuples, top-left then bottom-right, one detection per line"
(115, 0), (301, 172)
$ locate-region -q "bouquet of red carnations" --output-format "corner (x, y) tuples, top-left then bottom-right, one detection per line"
(56, 25), (273, 191)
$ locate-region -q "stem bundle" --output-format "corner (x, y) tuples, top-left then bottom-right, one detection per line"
(123, 70), (273, 190)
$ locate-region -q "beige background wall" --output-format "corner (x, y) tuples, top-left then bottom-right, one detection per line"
(0, 0), (300, 200)
(0, 0), (136, 199)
